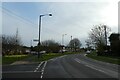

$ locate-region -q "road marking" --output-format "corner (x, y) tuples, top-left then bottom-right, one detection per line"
(3, 71), (41, 73)
(74, 58), (81, 63)
(84, 54), (87, 56)
(40, 61), (47, 78)
(75, 58), (107, 73)
(34, 61), (44, 72)
(75, 58), (118, 78)
(85, 65), (106, 73)
(49, 55), (67, 61)
(75, 58), (106, 73)
(74, 58), (87, 64)
(59, 55), (67, 58)
(41, 75), (43, 78)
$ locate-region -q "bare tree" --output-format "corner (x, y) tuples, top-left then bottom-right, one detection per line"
(88, 24), (111, 55)
(40, 40), (60, 53)
(69, 38), (82, 52)
(2, 34), (22, 55)
(85, 38), (94, 50)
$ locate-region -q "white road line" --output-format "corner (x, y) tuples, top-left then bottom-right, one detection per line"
(75, 58), (118, 78)
(74, 58), (81, 63)
(84, 54), (87, 56)
(75, 58), (107, 73)
(40, 61), (47, 78)
(75, 58), (106, 73)
(3, 71), (37, 73)
(49, 59), (53, 61)
(41, 75), (43, 78)
(34, 61), (44, 72)
(60, 55), (67, 58)
(85, 65), (106, 73)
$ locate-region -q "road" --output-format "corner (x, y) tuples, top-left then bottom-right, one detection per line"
(2, 53), (120, 79)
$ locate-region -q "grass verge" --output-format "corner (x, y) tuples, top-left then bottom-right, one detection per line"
(26, 52), (81, 62)
(2, 55), (30, 65)
(86, 51), (120, 65)
(2, 52), (81, 64)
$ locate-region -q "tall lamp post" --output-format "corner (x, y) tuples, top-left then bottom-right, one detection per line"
(62, 34), (67, 52)
(37, 13), (52, 58)
(62, 34), (67, 46)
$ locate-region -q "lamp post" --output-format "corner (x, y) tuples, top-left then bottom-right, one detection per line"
(62, 34), (67, 52)
(62, 34), (67, 46)
(37, 13), (52, 58)
(70, 36), (72, 51)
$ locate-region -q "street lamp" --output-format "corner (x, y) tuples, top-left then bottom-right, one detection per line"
(61, 34), (67, 53)
(37, 13), (52, 58)
(38, 13), (52, 46)
(62, 34), (67, 46)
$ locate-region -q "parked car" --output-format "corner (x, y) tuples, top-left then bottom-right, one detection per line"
(40, 51), (46, 54)
(31, 51), (38, 55)
(59, 49), (68, 53)
(86, 50), (91, 54)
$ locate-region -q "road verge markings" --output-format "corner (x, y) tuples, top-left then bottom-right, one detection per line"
(41, 61), (47, 78)
(59, 55), (67, 58)
(75, 58), (118, 78)
(74, 58), (81, 63)
(84, 54), (87, 56)
(74, 58), (87, 64)
(75, 58), (106, 73)
(34, 61), (44, 72)
(85, 65), (106, 73)
(3, 71), (38, 73)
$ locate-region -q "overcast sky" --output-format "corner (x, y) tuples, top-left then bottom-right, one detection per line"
(1, 0), (119, 47)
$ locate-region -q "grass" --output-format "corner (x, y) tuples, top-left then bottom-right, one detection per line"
(26, 52), (81, 62)
(86, 51), (120, 65)
(2, 55), (30, 64)
(2, 52), (81, 64)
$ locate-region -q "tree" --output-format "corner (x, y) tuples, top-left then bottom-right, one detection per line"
(85, 38), (94, 51)
(88, 24), (111, 55)
(69, 38), (82, 52)
(2, 34), (22, 55)
(40, 40), (60, 53)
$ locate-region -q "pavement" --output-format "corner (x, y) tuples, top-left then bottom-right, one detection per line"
(2, 53), (120, 79)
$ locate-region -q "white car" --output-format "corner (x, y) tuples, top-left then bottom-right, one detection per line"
(40, 51), (46, 54)
(86, 50), (91, 54)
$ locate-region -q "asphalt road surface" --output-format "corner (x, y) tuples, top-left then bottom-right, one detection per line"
(2, 53), (120, 79)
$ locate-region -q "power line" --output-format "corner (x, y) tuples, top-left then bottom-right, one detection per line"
(2, 6), (38, 26)
(2, 6), (61, 35)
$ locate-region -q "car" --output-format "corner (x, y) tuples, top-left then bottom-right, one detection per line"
(40, 51), (46, 54)
(31, 51), (38, 55)
(86, 50), (91, 54)
(59, 49), (68, 53)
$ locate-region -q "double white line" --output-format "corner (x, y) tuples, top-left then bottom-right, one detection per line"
(34, 61), (44, 72)
(34, 61), (47, 78)
(41, 61), (47, 78)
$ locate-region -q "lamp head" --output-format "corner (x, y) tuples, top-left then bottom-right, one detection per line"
(49, 14), (52, 16)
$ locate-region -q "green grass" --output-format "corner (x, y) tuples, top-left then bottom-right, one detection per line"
(2, 52), (81, 64)
(86, 51), (120, 65)
(27, 52), (81, 62)
(2, 55), (30, 64)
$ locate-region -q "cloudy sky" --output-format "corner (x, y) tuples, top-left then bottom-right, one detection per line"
(1, 0), (119, 47)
